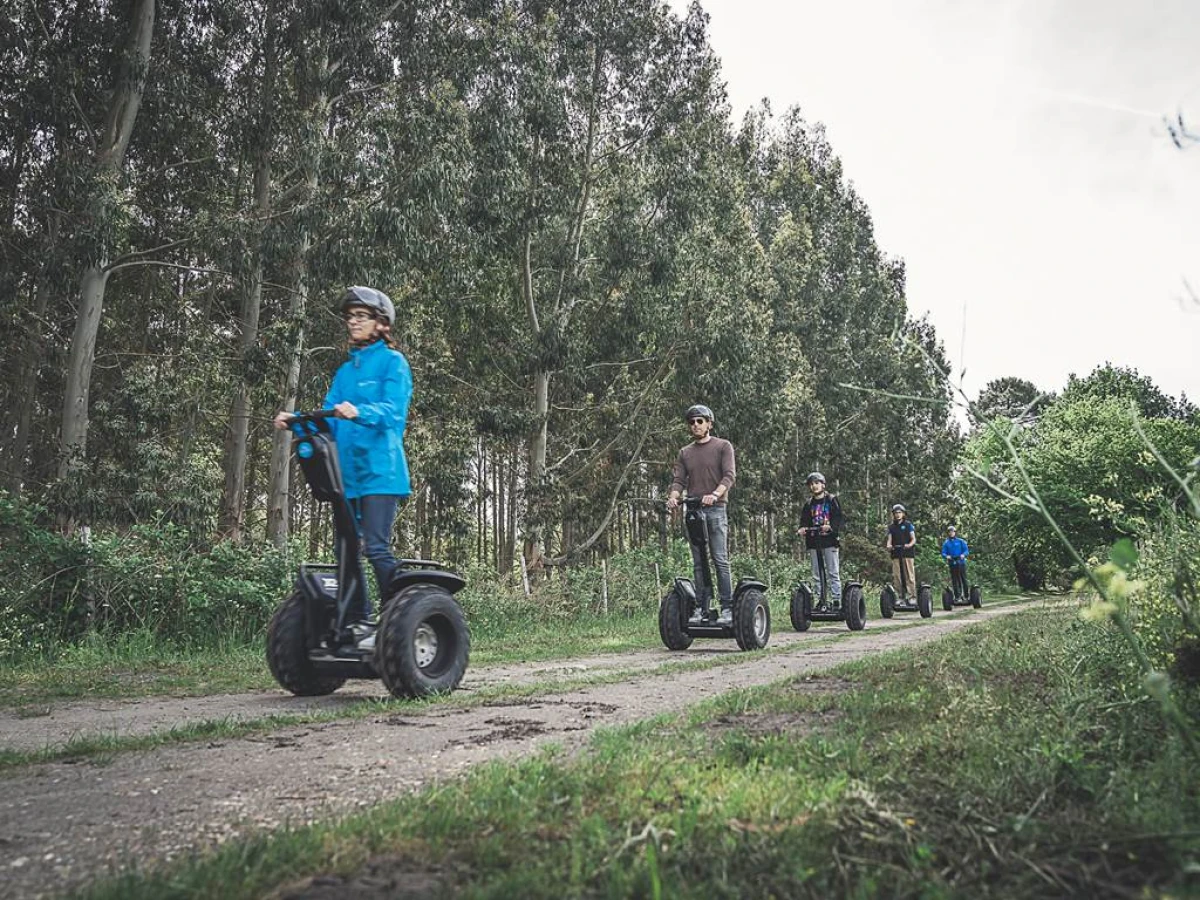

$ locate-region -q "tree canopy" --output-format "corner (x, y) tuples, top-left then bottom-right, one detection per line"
(1, 0), (959, 579)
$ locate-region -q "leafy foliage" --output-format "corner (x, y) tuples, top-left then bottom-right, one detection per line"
(2, 0), (956, 650)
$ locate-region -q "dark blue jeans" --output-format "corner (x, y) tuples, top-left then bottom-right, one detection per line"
(346, 494), (401, 621)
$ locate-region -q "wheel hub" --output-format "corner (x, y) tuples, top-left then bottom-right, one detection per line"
(413, 622), (439, 669)
(753, 604), (767, 641)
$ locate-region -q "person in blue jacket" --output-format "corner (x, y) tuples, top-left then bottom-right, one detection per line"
(274, 286), (412, 645)
(941, 525), (970, 600)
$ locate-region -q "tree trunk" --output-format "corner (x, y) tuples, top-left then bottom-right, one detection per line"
(521, 46), (603, 573)
(266, 309), (306, 548)
(522, 368), (550, 568)
(58, 0), (155, 477)
(218, 9), (276, 540)
(267, 55), (328, 547)
(6, 269), (51, 495)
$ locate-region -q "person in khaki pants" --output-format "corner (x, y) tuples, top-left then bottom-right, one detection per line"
(886, 504), (917, 600)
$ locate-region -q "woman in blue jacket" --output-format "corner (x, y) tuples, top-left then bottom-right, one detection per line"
(941, 525), (970, 600)
(275, 286), (412, 641)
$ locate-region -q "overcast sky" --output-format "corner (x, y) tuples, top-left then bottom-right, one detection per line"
(668, 0), (1200, 408)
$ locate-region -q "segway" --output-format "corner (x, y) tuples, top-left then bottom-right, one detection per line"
(940, 557), (982, 611)
(659, 497), (770, 652)
(266, 411), (470, 698)
(789, 530), (865, 631)
(880, 553), (932, 618)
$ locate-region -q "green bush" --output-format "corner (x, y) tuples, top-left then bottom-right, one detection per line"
(1131, 513), (1200, 675)
(0, 492), (293, 661)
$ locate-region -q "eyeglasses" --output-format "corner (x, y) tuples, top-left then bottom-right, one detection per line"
(688, 418), (707, 425)
(344, 311), (375, 323)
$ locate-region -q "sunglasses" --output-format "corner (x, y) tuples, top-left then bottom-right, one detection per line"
(688, 418), (707, 425)
(344, 311), (375, 323)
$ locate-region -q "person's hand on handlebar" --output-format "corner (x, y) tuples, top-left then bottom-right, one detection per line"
(273, 411), (295, 430)
(701, 492), (717, 507)
(666, 494), (679, 511)
(333, 401), (359, 420)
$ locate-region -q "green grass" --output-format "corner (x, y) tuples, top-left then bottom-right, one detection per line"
(1, 590), (1022, 709)
(0, 609), (660, 709)
(0, 600), (1022, 768)
(0, 632), (273, 708)
(73, 601), (1198, 899)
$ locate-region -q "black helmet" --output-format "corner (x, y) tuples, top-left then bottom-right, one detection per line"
(685, 404), (714, 423)
(806, 472), (825, 485)
(892, 504), (906, 513)
(341, 286), (395, 326)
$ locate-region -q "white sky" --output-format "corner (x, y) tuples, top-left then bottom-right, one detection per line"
(669, 0), (1200, 407)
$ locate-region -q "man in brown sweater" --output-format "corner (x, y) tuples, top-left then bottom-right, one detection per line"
(666, 404), (737, 623)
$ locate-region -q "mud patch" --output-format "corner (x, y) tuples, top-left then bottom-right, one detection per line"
(450, 716), (549, 747)
(483, 698), (618, 716)
(705, 708), (845, 740)
(788, 676), (855, 695)
(11, 705), (51, 720)
(271, 859), (453, 899)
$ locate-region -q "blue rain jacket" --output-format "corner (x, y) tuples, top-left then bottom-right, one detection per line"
(322, 339), (412, 499)
(941, 536), (969, 565)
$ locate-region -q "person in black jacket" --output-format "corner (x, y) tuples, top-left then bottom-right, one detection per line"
(799, 472), (844, 604)
(886, 503), (917, 600)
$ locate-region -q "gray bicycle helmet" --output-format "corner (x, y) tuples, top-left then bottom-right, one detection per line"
(341, 286), (395, 326)
(892, 504), (906, 513)
(806, 472), (826, 485)
(685, 404), (714, 423)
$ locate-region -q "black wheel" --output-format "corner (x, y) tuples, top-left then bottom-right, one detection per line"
(845, 584), (866, 631)
(880, 584), (895, 619)
(659, 587), (694, 650)
(942, 587), (954, 611)
(733, 588), (770, 651)
(266, 592), (346, 696)
(918, 585), (932, 618)
(790, 583), (813, 632)
(377, 585), (470, 698)
(970, 585), (982, 608)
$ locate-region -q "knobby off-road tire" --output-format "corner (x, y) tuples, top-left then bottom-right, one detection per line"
(880, 585), (895, 619)
(970, 585), (982, 609)
(918, 585), (933, 618)
(266, 592), (346, 696)
(790, 583), (812, 632)
(942, 587), (955, 611)
(377, 585), (470, 698)
(845, 584), (866, 632)
(659, 587), (694, 650)
(733, 589), (770, 651)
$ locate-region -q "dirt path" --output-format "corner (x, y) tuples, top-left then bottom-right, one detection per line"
(0, 602), (1029, 899)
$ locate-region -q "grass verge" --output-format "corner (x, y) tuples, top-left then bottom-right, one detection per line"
(0, 591), (1023, 709)
(0, 600), (1024, 769)
(74, 601), (1198, 899)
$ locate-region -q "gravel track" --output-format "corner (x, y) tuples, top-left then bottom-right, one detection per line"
(0, 601), (1029, 899)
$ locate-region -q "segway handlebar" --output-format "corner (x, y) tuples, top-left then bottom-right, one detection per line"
(666, 495), (711, 511)
(284, 409), (339, 437)
(284, 409), (338, 424)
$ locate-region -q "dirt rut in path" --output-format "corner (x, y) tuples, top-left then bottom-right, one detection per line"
(0, 605), (1013, 755)
(0, 603), (1027, 899)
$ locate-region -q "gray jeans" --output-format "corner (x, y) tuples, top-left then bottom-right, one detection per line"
(809, 547), (842, 603)
(689, 505), (732, 607)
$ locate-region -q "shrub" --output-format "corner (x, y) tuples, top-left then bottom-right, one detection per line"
(0, 492), (294, 661)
